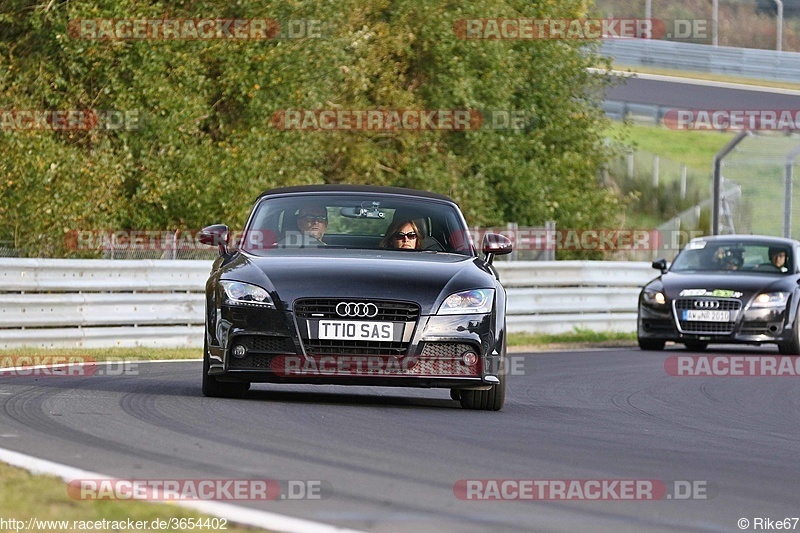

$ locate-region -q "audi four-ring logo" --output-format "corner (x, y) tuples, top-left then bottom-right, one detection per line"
(694, 300), (720, 309)
(336, 302), (379, 317)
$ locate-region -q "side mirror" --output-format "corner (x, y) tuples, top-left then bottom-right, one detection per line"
(199, 224), (230, 255)
(652, 258), (667, 273)
(482, 233), (513, 264)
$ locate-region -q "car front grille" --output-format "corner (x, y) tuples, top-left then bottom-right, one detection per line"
(233, 335), (296, 353)
(303, 339), (408, 356)
(674, 298), (742, 335)
(674, 298), (742, 311)
(229, 353), (277, 369)
(295, 298), (419, 356)
(740, 322), (769, 335)
(419, 342), (477, 358)
(677, 321), (736, 335)
(227, 335), (296, 369)
(294, 298), (420, 322)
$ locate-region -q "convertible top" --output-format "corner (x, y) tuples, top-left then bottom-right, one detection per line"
(256, 184), (457, 204)
(689, 234), (799, 247)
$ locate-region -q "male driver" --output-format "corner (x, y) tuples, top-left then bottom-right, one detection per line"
(280, 204), (328, 247)
(769, 247), (788, 272)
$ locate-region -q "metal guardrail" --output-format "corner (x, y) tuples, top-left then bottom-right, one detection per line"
(498, 261), (655, 334)
(0, 259), (657, 348)
(0, 259), (211, 349)
(601, 39), (800, 83)
(603, 100), (665, 124)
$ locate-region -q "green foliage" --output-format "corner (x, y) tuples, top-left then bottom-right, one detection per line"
(1, 0), (621, 257)
(508, 328), (636, 346)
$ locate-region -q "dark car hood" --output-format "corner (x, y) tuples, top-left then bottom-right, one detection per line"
(220, 249), (496, 314)
(658, 271), (791, 301)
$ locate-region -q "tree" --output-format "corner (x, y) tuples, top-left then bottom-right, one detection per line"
(0, 0), (621, 257)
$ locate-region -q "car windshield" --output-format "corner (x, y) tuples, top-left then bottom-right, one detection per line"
(239, 194), (473, 255)
(670, 241), (793, 273)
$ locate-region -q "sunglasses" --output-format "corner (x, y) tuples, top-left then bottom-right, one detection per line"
(393, 231), (417, 241)
(299, 215), (328, 223)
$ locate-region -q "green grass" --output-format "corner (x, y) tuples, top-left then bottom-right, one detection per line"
(607, 120), (800, 237)
(0, 347), (199, 365)
(606, 121), (735, 171)
(0, 463), (265, 533)
(508, 329), (636, 346)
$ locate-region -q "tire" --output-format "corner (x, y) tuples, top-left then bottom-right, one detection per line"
(778, 312), (800, 355)
(459, 354), (506, 411)
(202, 341), (248, 399)
(683, 341), (708, 352)
(638, 338), (666, 351)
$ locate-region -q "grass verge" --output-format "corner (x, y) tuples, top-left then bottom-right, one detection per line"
(606, 121), (735, 171)
(0, 347), (200, 364)
(0, 463), (264, 533)
(508, 329), (636, 348)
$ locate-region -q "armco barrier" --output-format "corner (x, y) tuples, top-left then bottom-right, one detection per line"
(601, 39), (800, 83)
(0, 259), (210, 349)
(0, 259), (657, 348)
(497, 261), (655, 334)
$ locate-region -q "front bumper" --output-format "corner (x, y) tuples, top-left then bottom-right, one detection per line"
(206, 303), (503, 389)
(638, 300), (791, 345)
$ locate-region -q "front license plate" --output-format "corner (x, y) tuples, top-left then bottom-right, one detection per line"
(682, 310), (730, 322)
(318, 320), (394, 341)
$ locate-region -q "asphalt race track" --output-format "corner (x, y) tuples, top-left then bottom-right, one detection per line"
(1, 348), (799, 532)
(605, 75), (800, 109)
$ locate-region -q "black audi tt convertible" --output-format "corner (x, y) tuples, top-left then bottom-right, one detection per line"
(638, 234), (800, 353)
(198, 185), (513, 410)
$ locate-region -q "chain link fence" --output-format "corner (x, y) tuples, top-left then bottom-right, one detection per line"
(604, 146), (711, 260)
(715, 132), (800, 238)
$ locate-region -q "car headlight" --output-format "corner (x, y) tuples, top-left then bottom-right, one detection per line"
(438, 289), (494, 315)
(642, 289), (666, 306)
(751, 291), (789, 308)
(220, 280), (274, 307)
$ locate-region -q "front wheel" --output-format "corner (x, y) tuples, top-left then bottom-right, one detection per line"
(684, 341), (708, 352)
(459, 355), (506, 411)
(638, 338), (666, 351)
(202, 341), (248, 399)
(778, 312), (800, 355)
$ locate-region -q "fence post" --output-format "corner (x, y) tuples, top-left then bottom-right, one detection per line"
(653, 155), (660, 187)
(680, 165), (687, 200)
(627, 152), (635, 179)
(712, 130), (751, 235)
